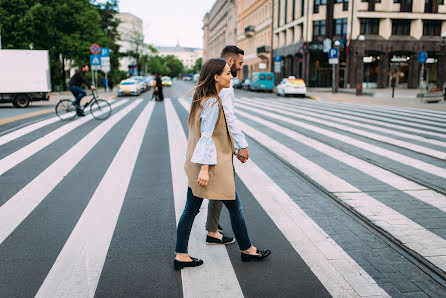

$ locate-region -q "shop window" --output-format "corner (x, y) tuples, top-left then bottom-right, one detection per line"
(360, 18), (379, 35)
(313, 20), (326, 38)
(334, 18), (348, 36)
(314, 0), (327, 13)
(392, 19), (411, 36)
(423, 20), (441, 36)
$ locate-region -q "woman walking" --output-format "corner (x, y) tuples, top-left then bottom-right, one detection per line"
(174, 58), (271, 270)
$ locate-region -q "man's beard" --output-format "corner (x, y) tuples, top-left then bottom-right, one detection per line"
(230, 64), (238, 77)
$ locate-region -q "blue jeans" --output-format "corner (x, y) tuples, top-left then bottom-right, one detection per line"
(176, 188), (252, 253)
(68, 85), (87, 107)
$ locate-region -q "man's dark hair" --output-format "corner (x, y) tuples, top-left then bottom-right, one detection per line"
(221, 46), (244, 60)
(80, 64), (88, 69)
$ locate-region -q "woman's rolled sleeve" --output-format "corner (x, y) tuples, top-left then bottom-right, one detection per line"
(190, 97), (219, 165)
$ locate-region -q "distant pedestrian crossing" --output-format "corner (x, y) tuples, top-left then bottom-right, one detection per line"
(1, 95), (445, 297)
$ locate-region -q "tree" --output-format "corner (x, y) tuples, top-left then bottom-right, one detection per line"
(164, 55), (184, 78)
(193, 57), (202, 73)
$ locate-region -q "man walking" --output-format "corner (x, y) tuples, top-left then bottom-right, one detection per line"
(205, 45), (250, 245)
(68, 64), (95, 116)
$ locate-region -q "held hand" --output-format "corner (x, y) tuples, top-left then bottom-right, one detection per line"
(197, 165), (209, 187)
(237, 147), (249, 163)
(91, 85), (96, 90)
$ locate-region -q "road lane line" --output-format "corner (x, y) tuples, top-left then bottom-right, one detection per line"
(35, 100), (153, 298)
(165, 98), (244, 298)
(231, 113), (446, 273)
(0, 109), (54, 126)
(246, 97), (446, 149)
(236, 104), (446, 180)
(0, 100), (142, 245)
(240, 99), (446, 159)
(0, 99), (129, 175)
(177, 97), (389, 297)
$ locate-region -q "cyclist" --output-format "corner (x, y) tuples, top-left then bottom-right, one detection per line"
(68, 64), (95, 116)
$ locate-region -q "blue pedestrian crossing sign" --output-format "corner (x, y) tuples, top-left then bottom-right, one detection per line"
(328, 48), (338, 59)
(274, 55), (281, 62)
(100, 48), (110, 57)
(418, 51), (427, 64)
(90, 55), (101, 65)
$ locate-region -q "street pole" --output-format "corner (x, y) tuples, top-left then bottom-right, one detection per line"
(0, 26), (2, 49)
(419, 63), (424, 92)
(105, 71), (108, 92)
(332, 63), (335, 95)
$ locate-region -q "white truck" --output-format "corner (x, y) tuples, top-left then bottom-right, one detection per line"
(0, 49), (51, 108)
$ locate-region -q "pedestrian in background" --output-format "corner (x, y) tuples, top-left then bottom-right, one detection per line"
(174, 58), (271, 271)
(102, 77), (108, 92)
(108, 78), (114, 92)
(154, 73), (164, 101)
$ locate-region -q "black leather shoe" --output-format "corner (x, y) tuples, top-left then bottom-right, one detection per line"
(76, 109), (85, 117)
(206, 235), (235, 245)
(241, 249), (271, 262)
(174, 257), (203, 270)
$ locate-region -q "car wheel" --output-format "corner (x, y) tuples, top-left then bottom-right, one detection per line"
(13, 94), (30, 108)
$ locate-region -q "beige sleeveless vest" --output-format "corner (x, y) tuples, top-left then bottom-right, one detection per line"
(184, 97), (235, 200)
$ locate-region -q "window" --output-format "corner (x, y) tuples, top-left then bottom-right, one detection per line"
(313, 20), (326, 37)
(285, 0), (288, 23)
(334, 18), (348, 36)
(360, 18), (379, 35)
(423, 20), (441, 36)
(292, 0), (296, 20)
(301, 0), (305, 16)
(392, 19), (411, 35)
(336, 0), (349, 10)
(314, 0), (327, 13)
(425, 0), (439, 12)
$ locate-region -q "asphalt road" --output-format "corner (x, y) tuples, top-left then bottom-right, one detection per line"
(1, 80), (446, 297)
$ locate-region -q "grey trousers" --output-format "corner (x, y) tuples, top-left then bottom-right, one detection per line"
(206, 200), (223, 232)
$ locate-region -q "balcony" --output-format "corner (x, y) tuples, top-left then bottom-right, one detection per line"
(244, 25), (255, 38)
(257, 45), (271, 58)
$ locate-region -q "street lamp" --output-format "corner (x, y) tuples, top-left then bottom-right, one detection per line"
(356, 35), (365, 96)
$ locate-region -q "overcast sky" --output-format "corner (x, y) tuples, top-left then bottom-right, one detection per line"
(116, 0), (216, 48)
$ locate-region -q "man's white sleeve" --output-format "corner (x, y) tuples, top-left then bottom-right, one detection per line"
(220, 87), (248, 149)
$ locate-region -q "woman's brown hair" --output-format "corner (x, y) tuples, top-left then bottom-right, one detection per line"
(188, 58), (227, 127)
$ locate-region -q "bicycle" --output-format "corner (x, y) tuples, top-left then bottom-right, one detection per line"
(55, 90), (112, 121)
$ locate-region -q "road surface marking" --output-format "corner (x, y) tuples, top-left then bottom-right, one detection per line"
(0, 109), (54, 126)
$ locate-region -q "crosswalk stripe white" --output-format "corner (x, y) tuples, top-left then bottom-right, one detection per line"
(177, 97), (388, 297)
(248, 97), (446, 149)
(241, 99), (446, 159)
(235, 108), (446, 215)
(165, 98), (244, 298)
(0, 99), (117, 147)
(35, 100), (154, 298)
(0, 99), (129, 175)
(0, 100), (142, 245)
(233, 115), (446, 273)
(237, 104), (446, 180)
(279, 99), (446, 134)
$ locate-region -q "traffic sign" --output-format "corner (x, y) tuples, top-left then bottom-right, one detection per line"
(418, 51), (427, 64)
(90, 54), (101, 65)
(329, 58), (339, 65)
(323, 39), (332, 53)
(101, 65), (111, 73)
(101, 56), (110, 66)
(100, 48), (110, 57)
(90, 44), (101, 55)
(328, 48), (338, 59)
(274, 55), (281, 62)
(91, 65), (101, 71)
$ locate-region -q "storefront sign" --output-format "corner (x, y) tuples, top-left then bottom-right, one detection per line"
(391, 55), (408, 63)
(309, 42), (323, 52)
(363, 57), (373, 63)
(259, 63), (266, 69)
(323, 39), (332, 53)
(329, 58), (338, 64)
(426, 58), (437, 64)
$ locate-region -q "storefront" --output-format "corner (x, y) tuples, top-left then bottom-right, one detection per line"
(389, 53), (411, 88)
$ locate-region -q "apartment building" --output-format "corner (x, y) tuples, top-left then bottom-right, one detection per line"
(273, 0), (446, 88)
(117, 13), (144, 75)
(202, 0), (238, 62)
(237, 0), (274, 79)
(155, 45), (203, 69)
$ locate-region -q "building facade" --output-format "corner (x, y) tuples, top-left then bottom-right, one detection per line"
(203, 0), (238, 62)
(273, 0), (446, 89)
(117, 13), (144, 74)
(155, 45), (203, 69)
(237, 0), (274, 80)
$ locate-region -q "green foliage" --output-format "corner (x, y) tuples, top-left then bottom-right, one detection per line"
(0, 0), (120, 90)
(164, 55), (184, 78)
(145, 55), (184, 78)
(193, 57), (202, 73)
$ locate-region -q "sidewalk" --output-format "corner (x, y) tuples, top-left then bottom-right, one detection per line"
(307, 88), (446, 111)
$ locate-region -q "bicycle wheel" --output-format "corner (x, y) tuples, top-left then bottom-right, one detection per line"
(55, 99), (76, 120)
(90, 99), (112, 120)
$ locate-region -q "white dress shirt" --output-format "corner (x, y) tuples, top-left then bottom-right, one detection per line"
(219, 86), (248, 150)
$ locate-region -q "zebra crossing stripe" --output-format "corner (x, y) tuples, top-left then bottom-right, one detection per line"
(247, 97), (446, 149)
(232, 111), (446, 273)
(236, 104), (446, 180)
(240, 99), (446, 159)
(165, 98), (244, 298)
(36, 100), (154, 298)
(177, 97), (389, 297)
(0, 99), (118, 147)
(0, 99), (129, 176)
(0, 100), (142, 245)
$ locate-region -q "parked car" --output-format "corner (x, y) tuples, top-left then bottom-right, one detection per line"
(146, 75), (155, 88)
(183, 76), (192, 81)
(250, 72), (275, 92)
(242, 79), (251, 90)
(193, 74), (200, 82)
(118, 79), (141, 96)
(162, 76), (173, 87)
(130, 76), (148, 91)
(276, 76), (307, 97)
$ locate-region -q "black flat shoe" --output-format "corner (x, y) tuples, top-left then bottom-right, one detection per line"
(174, 257), (203, 270)
(241, 249), (271, 262)
(206, 235), (235, 245)
(218, 224), (224, 232)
